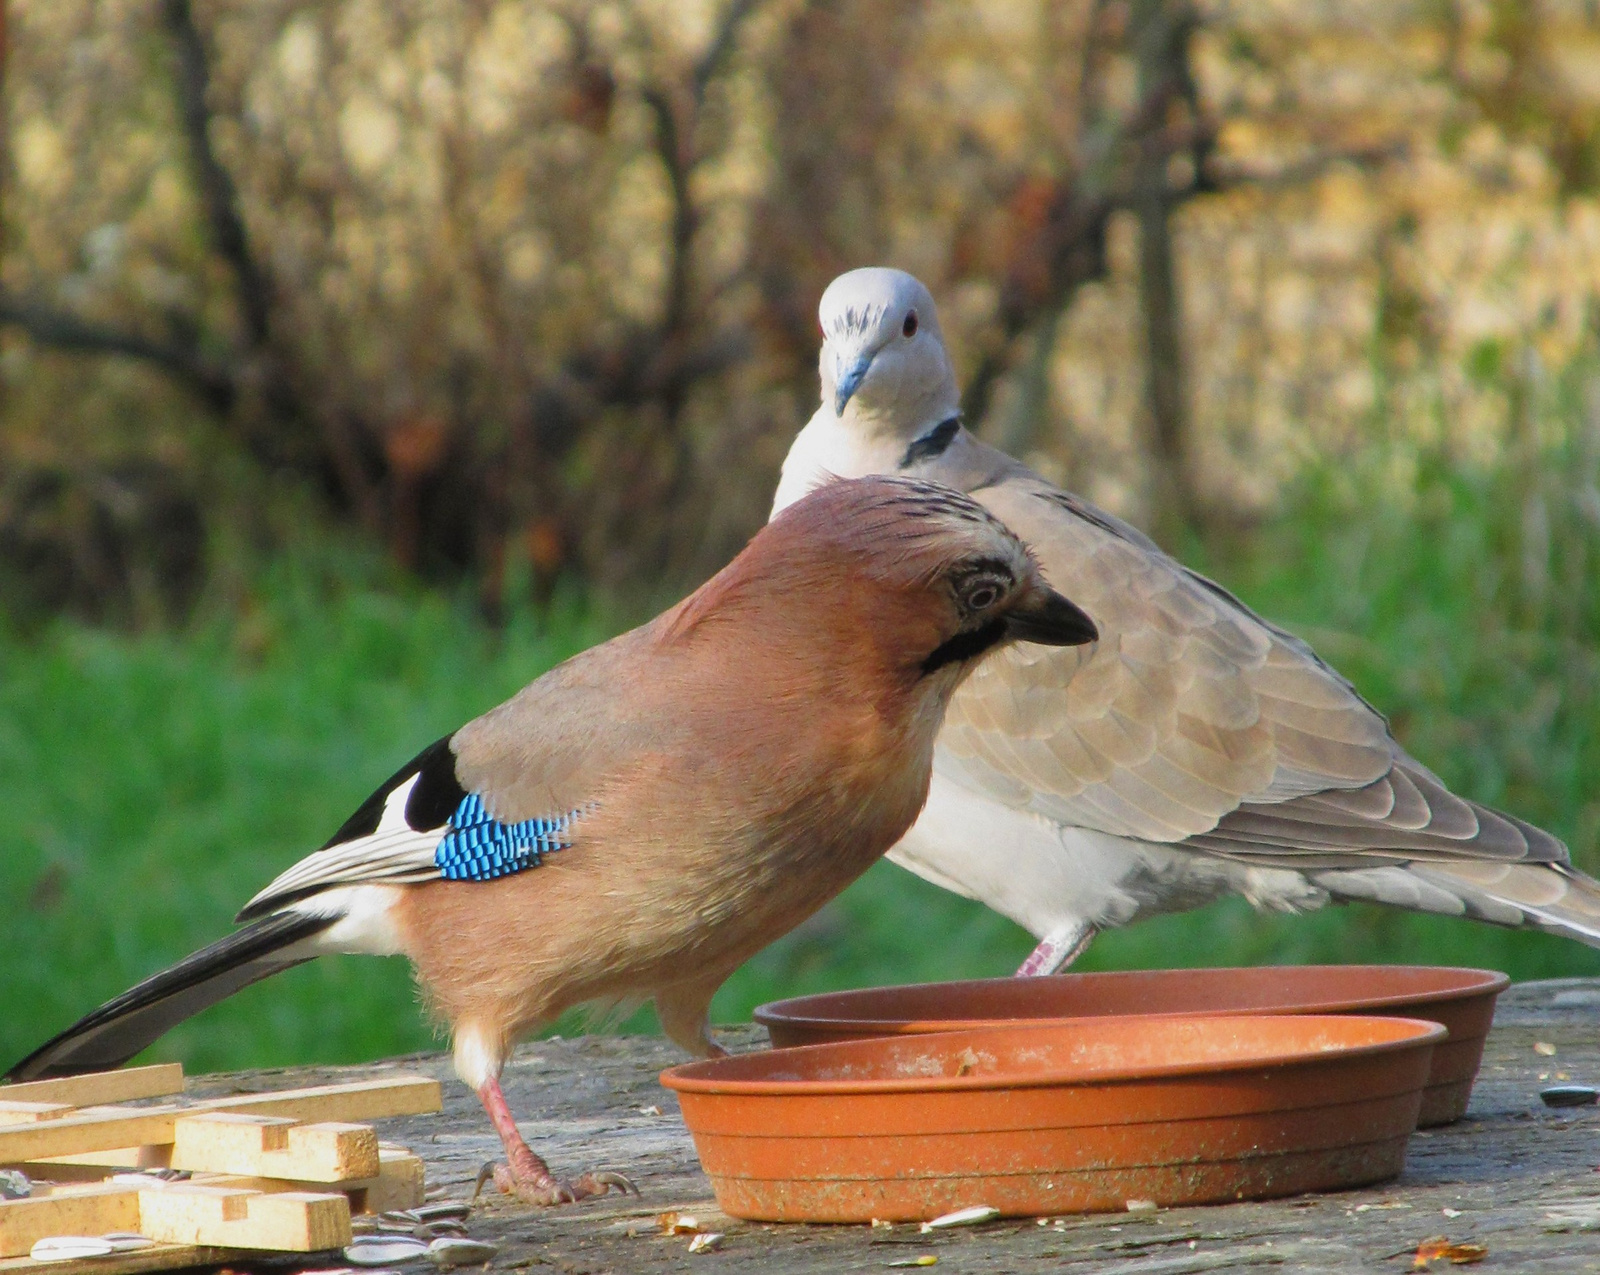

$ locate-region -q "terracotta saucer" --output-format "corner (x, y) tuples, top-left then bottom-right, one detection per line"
(662, 1014), (1445, 1223)
(753, 965), (1508, 1126)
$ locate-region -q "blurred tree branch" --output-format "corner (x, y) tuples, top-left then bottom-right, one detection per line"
(695, 0), (761, 100)
(1132, 0), (1203, 541)
(2, 0), (770, 607)
(159, 0), (270, 352)
(637, 0), (766, 397)
(0, 295), (235, 410)
(1207, 142), (1407, 193)
(0, 0), (251, 414)
(966, 0), (1177, 430)
(963, 0), (1400, 542)
(0, 0), (329, 484)
(2, 0), (1427, 605)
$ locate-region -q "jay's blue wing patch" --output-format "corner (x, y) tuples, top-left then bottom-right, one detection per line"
(323, 733), (580, 878)
(238, 735), (584, 920)
(434, 794), (579, 881)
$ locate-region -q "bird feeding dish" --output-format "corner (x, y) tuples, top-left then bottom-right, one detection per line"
(753, 965), (1508, 1127)
(661, 1014), (1444, 1223)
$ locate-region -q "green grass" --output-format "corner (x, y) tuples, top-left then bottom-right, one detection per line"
(4, 441), (1600, 1076)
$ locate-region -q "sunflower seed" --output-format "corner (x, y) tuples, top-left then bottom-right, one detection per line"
(428, 1238), (499, 1266)
(1541, 1084), (1598, 1107)
(919, 1205), (999, 1232)
(30, 1237), (115, 1262)
(344, 1237), (431, 1265)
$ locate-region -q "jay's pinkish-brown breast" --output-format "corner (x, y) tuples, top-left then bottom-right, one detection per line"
(389, 694), (938, 1040)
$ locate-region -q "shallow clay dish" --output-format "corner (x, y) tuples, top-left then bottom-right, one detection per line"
(754, 966), (1508, 1127)
(662, 1014), (1444, 1223)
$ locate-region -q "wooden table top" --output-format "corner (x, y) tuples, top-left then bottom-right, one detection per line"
(182, 976), (1600, 1274)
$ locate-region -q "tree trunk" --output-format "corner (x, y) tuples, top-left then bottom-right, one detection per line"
(1133, 0), (1194, 544)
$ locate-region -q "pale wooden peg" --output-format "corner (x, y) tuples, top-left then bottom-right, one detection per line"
(170, 1113), (379, 1183)
(0, 1102), (76, 1126)
(0, 1186), (140, 1258)
(138, 1184), (352, 1251)
(0, 1064), (184, 1109)
(0, 1075), (439, 1164)
(193, 1145), (425, 1213)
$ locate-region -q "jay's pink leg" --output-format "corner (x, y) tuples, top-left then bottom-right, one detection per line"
(1015, 920), (1096, 977)
(471, 1075), (635, 1206)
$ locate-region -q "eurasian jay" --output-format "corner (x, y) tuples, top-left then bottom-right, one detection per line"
(9, 475), (1097, 1205)
(773, 267), (1600, 975)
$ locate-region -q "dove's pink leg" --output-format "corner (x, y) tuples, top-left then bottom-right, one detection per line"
(1015, 921), (1096, 976)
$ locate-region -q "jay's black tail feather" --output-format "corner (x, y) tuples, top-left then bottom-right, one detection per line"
(7, 911), (334, 1082)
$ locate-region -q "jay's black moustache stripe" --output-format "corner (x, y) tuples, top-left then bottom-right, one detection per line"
(899, 416), (962, 468)
(921, 616), (1008, 674)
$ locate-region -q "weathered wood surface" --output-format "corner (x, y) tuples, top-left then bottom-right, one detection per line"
(186, 977), (1600, 1273)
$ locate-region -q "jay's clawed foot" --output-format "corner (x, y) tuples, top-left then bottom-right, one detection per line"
(474, 1075), (636, 1207)
(473, 1155), (636, 1206)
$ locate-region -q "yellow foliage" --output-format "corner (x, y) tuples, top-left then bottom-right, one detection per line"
(8, 0), (1600, 574)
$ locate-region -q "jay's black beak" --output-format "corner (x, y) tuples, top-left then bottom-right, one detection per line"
(1005, 585), (1098, 647)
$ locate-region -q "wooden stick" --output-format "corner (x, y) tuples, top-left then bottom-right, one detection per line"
(0, 1066), (184, 1109)
(170, 1114), (379, 1183)
(0, 1109), (183, 1167)
(354, 1148), (426, 1214)
(0, 1103), (75, 1127)
(0, 1076), (440, 1164)
(205, 1075), (442, 1123)
(196, 1146), (425, 1214)
(0, 1243), (232, 1275)
(0, 1186), (140, 1258)
(0, 1183), (354, 1256)
(21, 1146), (172, 1172)
(138, 1184), (351, 1251)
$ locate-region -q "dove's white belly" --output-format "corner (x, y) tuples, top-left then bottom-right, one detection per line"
(890, 761), (1333, 952)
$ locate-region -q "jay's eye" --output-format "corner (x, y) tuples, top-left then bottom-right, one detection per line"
(902, 310), (919, 338)
(962, 580), (1001, 611)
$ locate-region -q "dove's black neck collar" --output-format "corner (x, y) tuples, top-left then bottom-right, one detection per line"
(899, 416), (962, 468)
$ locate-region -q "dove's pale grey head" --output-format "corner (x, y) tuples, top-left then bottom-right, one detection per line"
(819, 267), (960, 437)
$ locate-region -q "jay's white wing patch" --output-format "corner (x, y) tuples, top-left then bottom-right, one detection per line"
(237, 736), (585, 922)
(240, 776), (444, 919)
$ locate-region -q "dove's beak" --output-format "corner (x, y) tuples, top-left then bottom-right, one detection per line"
(834, 351), (874, 415)
(1004, 584), (1098, 647)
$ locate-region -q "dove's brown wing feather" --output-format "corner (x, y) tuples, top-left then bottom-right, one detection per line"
(1414, 862), (1600, 922)
(1182, 758), (1566, 866)
(941, 472), (1392, 842)
(940, 458), (1574, 870)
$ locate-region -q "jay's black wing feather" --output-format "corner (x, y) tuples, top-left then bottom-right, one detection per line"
(6, 911), (332, 1081)
(316, 735), (465, 852)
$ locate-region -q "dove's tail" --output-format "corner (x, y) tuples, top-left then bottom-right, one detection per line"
(1312, 860), (1600, 948)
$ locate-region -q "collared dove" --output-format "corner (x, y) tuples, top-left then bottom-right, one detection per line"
(775, 266), (1600, 974)
(9, 475), (1096, 1204)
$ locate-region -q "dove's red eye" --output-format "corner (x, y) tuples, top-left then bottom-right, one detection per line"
(903, 310), (919, 338)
